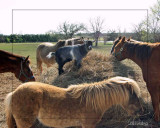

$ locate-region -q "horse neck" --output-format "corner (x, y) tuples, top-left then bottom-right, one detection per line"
(125, 44), (144, 68)
(79, 44), (88, 56)
(1, 52), (21, 73)
(54, 41), (65, 50)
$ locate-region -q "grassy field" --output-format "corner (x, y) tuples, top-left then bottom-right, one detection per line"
(0, 42), (155, 128)
(0, 42), (113, 64)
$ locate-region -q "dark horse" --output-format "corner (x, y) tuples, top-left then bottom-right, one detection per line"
(111, 36), (160, 122)
(0, 50), (35, 82)
(36, 37), (84, 74)
(47, 40), (93, 75)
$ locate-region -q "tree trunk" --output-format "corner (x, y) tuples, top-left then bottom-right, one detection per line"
(95, 38), (98, 47)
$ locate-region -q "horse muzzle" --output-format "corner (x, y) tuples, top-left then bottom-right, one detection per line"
(29, 76), (36, 81)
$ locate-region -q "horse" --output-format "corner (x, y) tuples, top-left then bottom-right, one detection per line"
(111, 36), (160, 122)
(36, 37), (84, 74)
(5, 76), (143, 128)
(47, 40), (93, 75)
(0, 50), (35, 82)
(110, 36), (141, 54)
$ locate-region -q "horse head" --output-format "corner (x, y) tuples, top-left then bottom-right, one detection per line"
(112, 36), (128, 61)
(16, 56), (35, 82)
(123, 91), (144, 116)
(85, 40), (93, 51)
(110, 36), (122, 54)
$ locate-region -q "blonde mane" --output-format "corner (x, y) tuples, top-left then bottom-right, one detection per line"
(67, 76), (140, 112)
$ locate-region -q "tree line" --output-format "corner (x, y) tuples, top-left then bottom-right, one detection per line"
(0, 34), (62, 43)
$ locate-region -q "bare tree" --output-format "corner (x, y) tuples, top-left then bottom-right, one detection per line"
(58, 21), (86, 39)
(133, 21), (146, 41)
(148, 0), (160, 42)
(88, 17), (105, 46)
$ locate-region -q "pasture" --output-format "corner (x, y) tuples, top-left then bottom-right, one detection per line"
(0, 42), (155, 128)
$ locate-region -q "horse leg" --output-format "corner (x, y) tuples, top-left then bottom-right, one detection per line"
(75, 59), (82, 69)
(149, 89), (159, 122)
(37, 58), (42, 74)
(58, 63), (65, 75)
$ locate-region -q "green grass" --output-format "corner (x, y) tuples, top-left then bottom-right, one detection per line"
(0, 42), (113, 64)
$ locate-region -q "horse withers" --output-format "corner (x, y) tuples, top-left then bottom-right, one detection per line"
(36, 37), (84, 74)
(111, 36), (160, 122)
(47, 40), (93, 75)
(0, 50), (35, 82)
(5, 76), (143, 128)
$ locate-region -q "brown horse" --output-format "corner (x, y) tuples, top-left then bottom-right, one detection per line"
(5, 76), (142, 128)
(0, 50), (35, 82)
(111, 36), (160, 122)
(36, 37), (84, 74)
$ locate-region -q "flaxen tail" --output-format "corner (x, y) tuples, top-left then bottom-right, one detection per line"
(5, 92), (16, 128)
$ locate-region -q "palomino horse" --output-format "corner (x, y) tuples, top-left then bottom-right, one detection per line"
(36, 37), (84, 74)
(111, 36), (160, 122)
(47, 40), (93, 75)
(0, 50), (35, 82)
(5, 76), (143, 128)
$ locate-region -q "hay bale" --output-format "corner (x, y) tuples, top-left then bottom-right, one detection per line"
(52, 51), (115, 88)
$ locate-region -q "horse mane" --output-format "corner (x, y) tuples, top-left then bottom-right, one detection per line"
(67, 77), (140, 112)
(0, 50), (25, 61)
(0, 50), (20, 58)
(125, 41), (153, 61)
(54, 40), (65, 48)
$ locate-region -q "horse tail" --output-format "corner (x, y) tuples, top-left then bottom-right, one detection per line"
(46, 52), (55, 59)
(5, 92), (17, 128)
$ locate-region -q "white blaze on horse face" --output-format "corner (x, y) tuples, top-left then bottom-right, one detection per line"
(70, 49), (75, 60)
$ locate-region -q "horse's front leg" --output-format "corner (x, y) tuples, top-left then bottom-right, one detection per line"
(58, 63), (64, 75)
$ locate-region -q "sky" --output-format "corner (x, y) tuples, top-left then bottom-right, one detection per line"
(0, 0), (158, 35)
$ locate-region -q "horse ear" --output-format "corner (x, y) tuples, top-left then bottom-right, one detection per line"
(127, 37), (131, 41)
(121, 37), (126, 42)
(119, 36), (122, 40)
(25, 56), (29, 62)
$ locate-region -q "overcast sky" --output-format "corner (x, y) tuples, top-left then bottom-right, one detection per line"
(0, 0), (157, 35)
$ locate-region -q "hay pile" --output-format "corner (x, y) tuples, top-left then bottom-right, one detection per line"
(36, 51), (154, 128)
(52, 51), (115, 87)
(39, 51), (115, 87)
